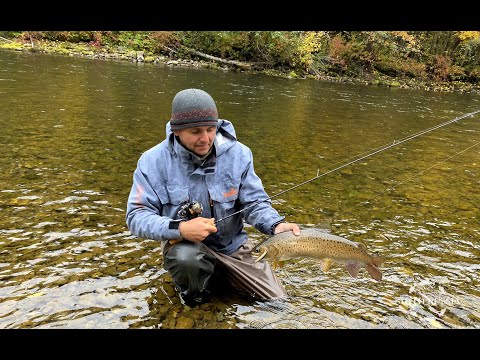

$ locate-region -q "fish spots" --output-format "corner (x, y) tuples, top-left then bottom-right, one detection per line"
(256, 228), (383, 281)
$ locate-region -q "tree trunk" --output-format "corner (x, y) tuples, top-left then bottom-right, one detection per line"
(183, 47), (252, 70)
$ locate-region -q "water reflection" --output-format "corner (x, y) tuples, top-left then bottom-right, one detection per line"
(0, 49), (479, 328)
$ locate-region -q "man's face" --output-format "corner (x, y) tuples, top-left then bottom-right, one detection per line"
(174, 126), (217, 156)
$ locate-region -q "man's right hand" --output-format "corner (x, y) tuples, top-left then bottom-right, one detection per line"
(178, 217), (217, 242)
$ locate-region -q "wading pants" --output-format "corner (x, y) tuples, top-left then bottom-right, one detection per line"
(162, 239), (286, 303)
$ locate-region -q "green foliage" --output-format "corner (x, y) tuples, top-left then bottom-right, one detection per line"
(178, 31), (303, 70)
(468, 66), (480, 82)
(147, 31), (180, 52)
(41, 31), (97, 42)
(0, 31), (23, 39)
(3, 31), (479, 88)
(296, 31), (328, 71)
(0, 41), (24, 50)
(114, 32), (151, 50)
(181, 31), (251, 60)
(250, 31), (302, 68)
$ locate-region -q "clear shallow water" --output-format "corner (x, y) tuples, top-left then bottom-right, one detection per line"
(0, 49), (479, 328)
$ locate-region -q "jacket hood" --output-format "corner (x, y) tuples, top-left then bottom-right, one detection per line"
(165, 119), (237, 157)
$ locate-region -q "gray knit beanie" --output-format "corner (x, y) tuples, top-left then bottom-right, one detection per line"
(170, 88), (218, 130)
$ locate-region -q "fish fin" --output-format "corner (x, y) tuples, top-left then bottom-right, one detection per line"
(272, 260), (285, 270)
(345, 262), (361, 278)
(357, 243), (371, 254)
(365, 264), (382, 281)
(319, 258), (333, 273)
(371, 256), (384, 267)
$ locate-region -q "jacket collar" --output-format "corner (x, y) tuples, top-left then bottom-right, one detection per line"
(172, 136), (217, 175)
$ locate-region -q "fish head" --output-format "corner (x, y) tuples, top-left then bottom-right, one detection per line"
(252, 245), (268, 262)
(252, 244), (279, 263)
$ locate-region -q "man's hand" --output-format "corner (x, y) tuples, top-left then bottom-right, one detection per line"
(274, 222), (301, 236)
(179, 217), (217, 242)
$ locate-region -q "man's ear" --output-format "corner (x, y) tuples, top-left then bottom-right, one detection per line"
(173, 130), (179, 136)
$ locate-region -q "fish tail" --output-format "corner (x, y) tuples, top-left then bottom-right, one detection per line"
(365, 264), (382, 281)
(371, 256), (384, 267)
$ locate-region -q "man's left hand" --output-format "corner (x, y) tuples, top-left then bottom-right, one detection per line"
(274, 222), (301, 236)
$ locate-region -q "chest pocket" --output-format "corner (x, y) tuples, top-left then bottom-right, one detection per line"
(166, 184), (189, 205)
(209, 180), (240, 221)
(157, 184), (189, 218)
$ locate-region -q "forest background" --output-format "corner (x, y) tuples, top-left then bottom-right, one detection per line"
(1, 31), (480, 93)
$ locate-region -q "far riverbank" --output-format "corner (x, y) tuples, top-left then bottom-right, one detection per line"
(2, 38), (480, 95)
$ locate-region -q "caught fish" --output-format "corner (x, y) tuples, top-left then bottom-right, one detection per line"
(252, 228), (384, 281)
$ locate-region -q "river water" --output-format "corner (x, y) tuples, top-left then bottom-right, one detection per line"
(0, 49), (479, 329)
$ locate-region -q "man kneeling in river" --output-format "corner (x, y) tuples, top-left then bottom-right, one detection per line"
(126, 88), (300, 306)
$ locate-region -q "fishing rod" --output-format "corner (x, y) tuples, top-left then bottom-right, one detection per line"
(347, 139), (480, 213)
(214, 109), (480, 224)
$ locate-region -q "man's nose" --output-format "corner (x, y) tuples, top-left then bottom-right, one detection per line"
(199, 131), (209, 141)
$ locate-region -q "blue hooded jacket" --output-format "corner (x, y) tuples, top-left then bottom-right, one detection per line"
(126, 119), (285, 255)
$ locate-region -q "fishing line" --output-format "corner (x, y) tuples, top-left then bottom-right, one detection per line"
(215, 110), (480, 224)
(344, 140), (480, 214)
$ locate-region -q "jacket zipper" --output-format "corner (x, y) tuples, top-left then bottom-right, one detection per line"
(209, 193), (214, 218)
